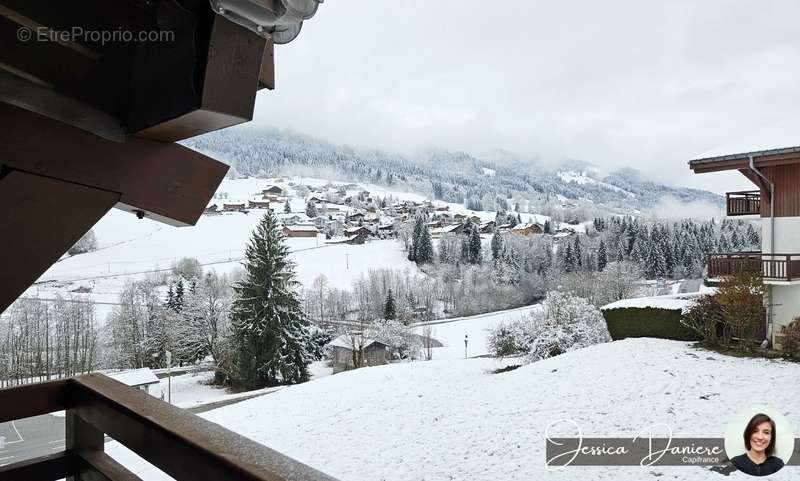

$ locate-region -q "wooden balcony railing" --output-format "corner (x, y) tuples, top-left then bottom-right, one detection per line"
(707, 252), (800, 282)
(0, 374), (338, 481)
(726, 190), (761, 216)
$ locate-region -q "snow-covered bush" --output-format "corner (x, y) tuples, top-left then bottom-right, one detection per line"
(487, 291), (610, 361)
(307, 324), (334, 361)
(68, 229), (98, 255)
(487, 318), (533, 357)
(526, 291), (611, 361)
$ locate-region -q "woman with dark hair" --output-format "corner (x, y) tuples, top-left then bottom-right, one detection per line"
(732, 413), (784, 476)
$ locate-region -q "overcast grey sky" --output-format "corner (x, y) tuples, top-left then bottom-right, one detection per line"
(251, 0), (800, 194)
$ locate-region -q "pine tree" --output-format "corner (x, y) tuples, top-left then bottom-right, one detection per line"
(491, 229), (504, 260)
(230, 211), (312, 388)
(597, 239), (608, 271)
(384, 289), (397, 320)
(573, 236), (583, 268)
(408, 216), (424, 262)
(416, 223), (434, 264)
(468, 228), (482, 264)
(283, 200), (291, 213)
(174, 278), (185, 313)
(563, 244), (575, 273)
(543, 220), (552, 234)
(305, 201), (318, 218)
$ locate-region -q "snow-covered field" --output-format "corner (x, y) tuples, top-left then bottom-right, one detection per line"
(108, 338), (793, 481)
(415, 304), (541, 359)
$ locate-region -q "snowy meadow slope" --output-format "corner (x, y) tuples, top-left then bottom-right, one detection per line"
(108, 338), (791, 481)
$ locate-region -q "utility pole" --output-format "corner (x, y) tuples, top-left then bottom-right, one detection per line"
(464, 334), (469, 359)
(345, 253), (350, 270)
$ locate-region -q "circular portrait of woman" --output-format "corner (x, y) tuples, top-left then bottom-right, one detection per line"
(725, 407), (794, 477)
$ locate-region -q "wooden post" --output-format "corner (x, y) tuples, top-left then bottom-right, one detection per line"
(66, 410), (105, 481)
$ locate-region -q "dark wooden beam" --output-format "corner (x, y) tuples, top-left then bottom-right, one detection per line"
(69, 374), (339, 481)
(259, 38), (275, 90)
(0, 379), (71, 423)
(0, 103), (228, 227)
(73, 450), (143, 481)
(0, 452), (75, 481)
(133, 16), (265, 141)
(0, 170), (119, 314)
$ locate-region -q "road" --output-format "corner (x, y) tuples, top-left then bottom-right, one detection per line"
(0, 414), (65, 466)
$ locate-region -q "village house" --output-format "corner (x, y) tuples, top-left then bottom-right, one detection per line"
(689, 143), (800, 349)
(345, 226), (373, 237)
(222, 201), (247, 212)
(262, 185), (283, 195)
(204, 204), (219, 214)
(327, 335), (389, 373)
(248, 198), (271, 209)
(282, 225), (318, 238)
(479, 221), (496, 233)
(511, 223), (544, 237)
(108, 368), (160, 396)
(430, 223), (464, 237)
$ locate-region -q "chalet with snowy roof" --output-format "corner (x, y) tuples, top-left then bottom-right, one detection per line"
(348, 212), (366, 223)
(248, 199), (271, 209)
(108, 368), (160, 396)
(327, 335), (388, 373)
(479, 221), (496, 233)
(689, 141), (800, 348)
(262, 185), (283, 195)
(282, 225), (318, 238)
(345, 226), (373, 237)
(431, 224), (464, 237)
(511, 223), (544, 237)
(327, 233), (366, 245)
(276, 213), (310, 226)
(222, 202), (246, 212)
(204, 204), (219, 214)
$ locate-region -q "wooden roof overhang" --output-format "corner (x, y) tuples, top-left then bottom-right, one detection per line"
(689, 146), (800, 174)
(0, 0), (321, 312)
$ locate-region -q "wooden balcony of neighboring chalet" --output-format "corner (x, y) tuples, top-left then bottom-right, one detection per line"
(707, 252), (800, 283)
(726, 190), (761, 216)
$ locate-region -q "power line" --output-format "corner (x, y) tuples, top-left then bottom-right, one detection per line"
(33, 244), (334, 286)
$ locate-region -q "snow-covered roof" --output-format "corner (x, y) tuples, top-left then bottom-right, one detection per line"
(284, 225), (318, 232)
(431, 224), (462, 235)
(512, 222), (541, 231)
(600, 293), (702, 312)
(108, 368), (159, 387)
(328, 335), (386, 350)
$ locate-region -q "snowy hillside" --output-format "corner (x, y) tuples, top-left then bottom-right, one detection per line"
(108, 337), (792, 481)
(21, 176), (558, 321)
(183, 128), (723, 214)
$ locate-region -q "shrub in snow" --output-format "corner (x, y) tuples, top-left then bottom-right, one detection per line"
(782, 319), (800, 361)
(487, 318), (533, 357)
(487, 291), (610, 361)
(715, 271), (766, 351)
(68, 229), (97, 255)
(681, 294), (725, 346)
(525, 291), (611, 362)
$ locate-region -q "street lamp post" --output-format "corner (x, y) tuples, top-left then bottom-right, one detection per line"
(165, 350), (172, 405)
(464, 334), (469, 359)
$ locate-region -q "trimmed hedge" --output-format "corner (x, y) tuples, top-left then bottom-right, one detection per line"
(602, 307), (700, 341)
